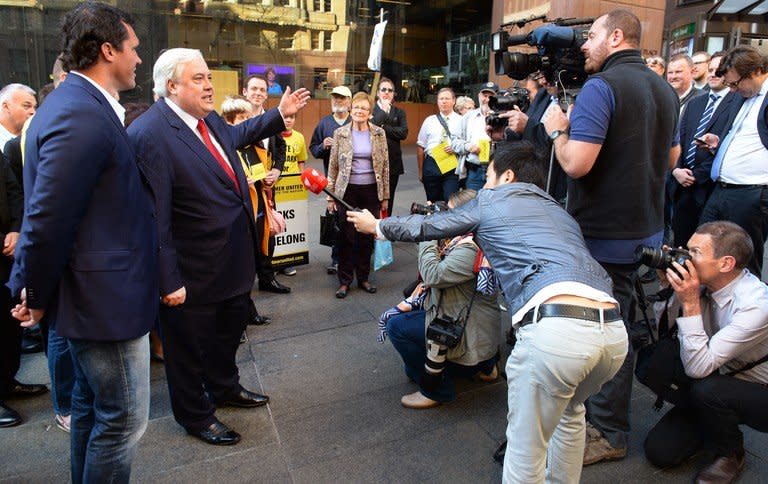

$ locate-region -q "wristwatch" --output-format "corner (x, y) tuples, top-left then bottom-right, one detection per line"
(548, 129), (566, 141)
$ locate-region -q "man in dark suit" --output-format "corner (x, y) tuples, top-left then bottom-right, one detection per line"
(0, 149), (41, 428)
(671, 52), (736, 247)
(9, 4), (157, 482)
(371, 77), (408, 213)
(128, 48), (309, 446)
(700, 46), (768, 276)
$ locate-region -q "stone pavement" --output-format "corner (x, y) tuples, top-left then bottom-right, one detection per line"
(2, 147), (767, 483)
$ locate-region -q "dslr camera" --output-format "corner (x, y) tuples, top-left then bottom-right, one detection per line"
(421, 313), (466, 393)
(634, 246), (692, 277)
(486, 87), (531, 129)
(410, 200), (448, 216)
(426, 314), (466, 349)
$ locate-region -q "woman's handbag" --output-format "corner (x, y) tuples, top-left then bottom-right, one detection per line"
(319, 210), (339, 247)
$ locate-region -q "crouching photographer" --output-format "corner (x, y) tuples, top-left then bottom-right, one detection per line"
(384, 189), (501, 409)
(643, 221), (768, 483)
(348, 141), (628, 483)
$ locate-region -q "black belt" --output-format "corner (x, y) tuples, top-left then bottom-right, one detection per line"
(717, 182), (768, 189)
(519, 304), (622, 327)
(466, 162), (483, 171)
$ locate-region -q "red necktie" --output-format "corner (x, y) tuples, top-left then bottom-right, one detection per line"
(196, 119), (240, 193)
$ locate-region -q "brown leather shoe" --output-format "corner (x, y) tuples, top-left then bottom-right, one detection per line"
(694, 449), (745, 484)
(583, 423), (627, 466)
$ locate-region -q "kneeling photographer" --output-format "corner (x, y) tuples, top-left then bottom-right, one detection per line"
(348, 141), (628, 483)
(643, 221), (768, 483)
(385, 189), (501, 409)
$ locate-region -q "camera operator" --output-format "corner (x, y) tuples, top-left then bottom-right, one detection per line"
(644, 221), (768, 484)
(452, 82), (498, 191)
(541, 9), (680, 465)
(348, 141), (628, 483)
(385, 189), (501, 409)
(496, 75), (568, 202)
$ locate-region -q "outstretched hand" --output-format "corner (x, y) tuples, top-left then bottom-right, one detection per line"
(278, 87), (311, 117)
(347, 209), (379, 235)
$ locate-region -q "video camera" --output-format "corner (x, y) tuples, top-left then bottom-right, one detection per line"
(486, 87), (530, 129)
(491, 17), (593, 104)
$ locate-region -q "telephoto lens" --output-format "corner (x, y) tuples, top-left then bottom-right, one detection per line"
(420, 341), (448, 393)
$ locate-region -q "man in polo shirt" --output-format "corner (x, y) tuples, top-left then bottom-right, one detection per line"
(542, 9), (680, 465)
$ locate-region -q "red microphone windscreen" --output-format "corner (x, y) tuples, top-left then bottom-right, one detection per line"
(301, 168), (328, 195)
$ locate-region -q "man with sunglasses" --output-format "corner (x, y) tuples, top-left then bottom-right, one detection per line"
(371, 77), (408, 213)
(699, 46), (768, 277)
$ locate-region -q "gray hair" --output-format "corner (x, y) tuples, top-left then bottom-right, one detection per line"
(152, 48), (205, 98)
(0, 83), (35, 106)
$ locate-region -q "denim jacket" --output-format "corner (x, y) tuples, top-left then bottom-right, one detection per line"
(379, 183), (613, 315)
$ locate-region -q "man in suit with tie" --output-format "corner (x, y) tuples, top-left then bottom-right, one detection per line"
(671, 52), (736, 248)
(700, 46), (768, 276)
(128, 48), (309, 446)
(10, 3), (157, 482)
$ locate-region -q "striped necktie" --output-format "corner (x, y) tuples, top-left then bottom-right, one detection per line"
(684, 93), (719, 169)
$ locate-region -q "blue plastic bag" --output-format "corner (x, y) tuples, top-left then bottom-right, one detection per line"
(373, 239), (393, 271)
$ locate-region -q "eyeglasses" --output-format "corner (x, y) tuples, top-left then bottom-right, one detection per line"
(723, 75), (746, 89)
(379, 87), (394, 93)
(352, 105), (370, 111)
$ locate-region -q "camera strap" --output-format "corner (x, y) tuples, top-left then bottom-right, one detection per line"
(435, 114), (452, 138)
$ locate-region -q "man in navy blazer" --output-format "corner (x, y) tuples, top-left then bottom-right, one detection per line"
(670, 52), (737, 247)
(700, 46), (768, 276)
(10, 4), (157, 483)
(128, 48), (309, 445)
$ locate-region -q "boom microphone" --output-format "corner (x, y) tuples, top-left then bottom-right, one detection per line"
(300, 168), (356, 211)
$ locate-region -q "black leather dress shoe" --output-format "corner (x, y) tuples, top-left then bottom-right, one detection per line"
(258, 278), (291, 294)
(248, 312), (271, 326)
(0, 402), (22, 427)
(7, 380), (48, 398)
(188, 420), (241, 446)
(219, 389), (270, 408)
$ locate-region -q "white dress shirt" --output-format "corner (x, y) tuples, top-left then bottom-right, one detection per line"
(719, 77), (768, 185)
(164, 97), (233, 170)
(674, 269), (768, 383)
(456, 107), (491, 167)
(0, 123), (14, 153)
(71, 71), (126, 126)
(417, 111), (462, 152)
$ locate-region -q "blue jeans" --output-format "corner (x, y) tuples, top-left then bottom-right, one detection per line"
(48, 323), (75, 416)
(68, 335), (150, 484)
(464, 164), (486, 191)
(386, 310), (496, 402)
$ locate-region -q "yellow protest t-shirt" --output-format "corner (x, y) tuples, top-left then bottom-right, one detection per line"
(281, 130), (308, 175)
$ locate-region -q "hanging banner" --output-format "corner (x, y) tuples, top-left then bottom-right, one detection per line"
(272, 174), (309, 267)
(367, 20), (388, 71)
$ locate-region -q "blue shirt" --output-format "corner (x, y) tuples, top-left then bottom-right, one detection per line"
(569, 77), (675, 263)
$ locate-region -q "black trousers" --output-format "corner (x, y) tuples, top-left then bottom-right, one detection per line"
(586, 261), (637, 449)
(388, 172), (400, 215)
(701, 184), (768, 277)
(159, 293), (250, 432)
(672, 182), (714, 249)
(0, 279), (20, 397)
(644, 373), (768, 467)
(337, 183), (379, 286)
